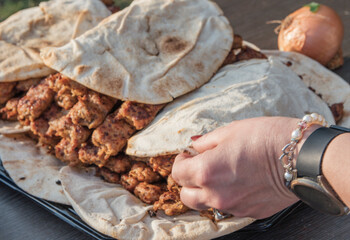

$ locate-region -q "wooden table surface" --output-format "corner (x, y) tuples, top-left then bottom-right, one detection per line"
(1, 0), (350, 239)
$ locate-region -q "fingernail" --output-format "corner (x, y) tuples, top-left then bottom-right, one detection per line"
(191, 135), (202, 141)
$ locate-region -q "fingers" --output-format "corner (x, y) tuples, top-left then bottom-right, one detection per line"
(172, 153), (202, 187)
(191, 133), (217, 153)
(192, 124), (233, 153)
(180, 187), (209, 210)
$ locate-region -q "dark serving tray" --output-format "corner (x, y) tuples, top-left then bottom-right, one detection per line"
(0, 159), (303, 240)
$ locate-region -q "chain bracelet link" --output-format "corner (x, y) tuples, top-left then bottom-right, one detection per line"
(279, 113), (329, 188)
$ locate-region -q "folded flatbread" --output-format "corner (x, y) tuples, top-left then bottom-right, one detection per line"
(0, 0), (111, 134)
(41, 0), (234, 104)
(58, 56), (346, 240)
(126, 57), (336, 157)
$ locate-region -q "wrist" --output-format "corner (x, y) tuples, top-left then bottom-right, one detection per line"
(295, 124), (323, 165)
(291, 125), (350, 215)
(279, 114), (327, 187)
(322, 133), (350, 207)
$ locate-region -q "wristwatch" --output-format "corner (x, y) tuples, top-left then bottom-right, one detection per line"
(290, 125), (350, 216)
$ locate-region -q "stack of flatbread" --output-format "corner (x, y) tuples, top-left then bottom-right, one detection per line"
(0, 0), (111, 134)
(1, 0), (350, 239)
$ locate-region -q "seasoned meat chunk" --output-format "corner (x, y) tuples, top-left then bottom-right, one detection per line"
(100, 167), (120, 184)
(88, 102), (162, 158)
(31, 118), (59, 147)
(236, 46), (266, 62)
(129, 162), (161, 183)
(43, 104), (64, 121)
(0, 97), (20, 120)
(233, 34), (243, 49)
(55, 90), (78, 110)
(69, 92), (117, 129)
(46, 73), (87, 97)
(149, 155), (175, 178)
(330, 103), (344, 123)
(222, 35), (243, 66)
(92, 114), (135, 157)
(0, 82), (17, 105)
(46, 73), (88, 110)
(30, 105), (62, 147)
(222, 43), (266, 67)
(153, 191), (189, 216)
(120, 174), (139, 192)
(117, 101), (165, 130)
(78, 143), (108, 167)
(48, 115), (91, 143)
(134, 182), (163, 204)
(16, 78), (41, 92)
(17, 80), (55, 125)
(104, 155), (132, 173)
(167, 175), (181, 193)
(55, 138), (81, 166)
(222, 49), (236, 66)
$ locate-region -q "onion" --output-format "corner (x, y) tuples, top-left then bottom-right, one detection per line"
(278, 2), (344, 66)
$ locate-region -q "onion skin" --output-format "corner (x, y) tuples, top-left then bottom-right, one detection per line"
(278, 4), (344, 65)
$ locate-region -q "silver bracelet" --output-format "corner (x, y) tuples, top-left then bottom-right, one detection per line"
(279, 113), (329, 187)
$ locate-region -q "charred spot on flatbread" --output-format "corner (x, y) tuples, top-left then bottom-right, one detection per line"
(161, 36), (189, 54)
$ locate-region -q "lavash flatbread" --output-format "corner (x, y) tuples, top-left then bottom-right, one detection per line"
(126, 57), (336, 157)
(60, 166), (255, 240)
(0, 0), (113, 206)
(0, 0), (111, 83)
(41, 0), (233, 104)
(0, 0), (111, 134)
(0, 134), (69, 205)
(262, 50), (350, 127)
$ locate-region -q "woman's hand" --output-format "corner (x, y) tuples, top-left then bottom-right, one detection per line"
(172, 117), (304, 219)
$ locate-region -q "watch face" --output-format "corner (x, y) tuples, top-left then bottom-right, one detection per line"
(291, 178), (345, 215)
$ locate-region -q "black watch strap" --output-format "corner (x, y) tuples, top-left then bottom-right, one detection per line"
(296, 126), (349, 179)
